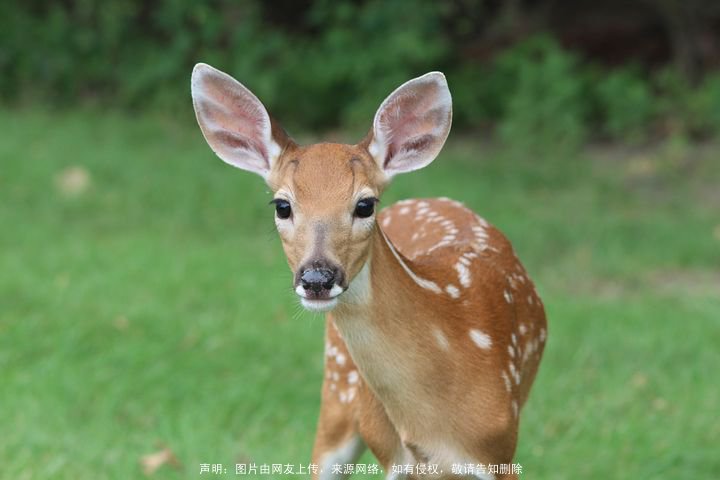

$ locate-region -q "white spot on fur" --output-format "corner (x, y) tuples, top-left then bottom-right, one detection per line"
(336, 353), (346, 366)
(455, 262), (471, 288)
(472, 242), (489, 252)
(472, 229), (488, 242)
(527, 295), (534, 305)
(469, 329), (492, 349)
(522, 346), (531, 364)
(382, 216), (392, 227)
(445, 284), (460, 298)
(508, 345), (515, 357)
(509, 362), (520, 385)
(433, 328), (450, 350)
(475, 215), (489, 228)
(518, 323), (527, 335)
(512, 400), (519, 418)
(348, 370), (359, 384)
(501, 371), (512, 392)
(540, 328), (547, 342)
(471, 224), (490, 252)
(504, 290), (513, 303)
(399, 206), (411, 215)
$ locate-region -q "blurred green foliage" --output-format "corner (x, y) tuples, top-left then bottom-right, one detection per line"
(2, 0), (720, 145)
(495, 36), (589, 151)
(593, 67), (657, 143)
(655, 69), (720, 138)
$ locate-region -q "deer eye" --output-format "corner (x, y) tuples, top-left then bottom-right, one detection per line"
(271, 199), (292, 219)
(354, 198), (377, 218)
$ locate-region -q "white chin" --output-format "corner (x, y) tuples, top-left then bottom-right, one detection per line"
(300, 297), (339, 313)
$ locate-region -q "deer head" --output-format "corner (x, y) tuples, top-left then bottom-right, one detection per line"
(191, 64), (452, 312)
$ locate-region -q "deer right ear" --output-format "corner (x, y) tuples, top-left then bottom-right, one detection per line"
(191, 63), (290, 180)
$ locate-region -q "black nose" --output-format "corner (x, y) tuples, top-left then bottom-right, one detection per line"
(300, 268), (336, 294)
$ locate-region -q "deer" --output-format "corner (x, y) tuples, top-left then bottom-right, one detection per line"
(191, 63), (547, 480)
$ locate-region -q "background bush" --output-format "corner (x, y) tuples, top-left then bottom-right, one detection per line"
(494, 36), (589, 151)
(1, 0), (720, 144)
(593, 67), (657, 143)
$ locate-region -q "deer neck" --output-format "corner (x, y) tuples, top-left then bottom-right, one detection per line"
(332, 224), (435, 404)
(334, 223), (420, 323)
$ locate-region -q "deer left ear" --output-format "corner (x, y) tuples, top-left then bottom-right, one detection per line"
(365, 72), (452, 179)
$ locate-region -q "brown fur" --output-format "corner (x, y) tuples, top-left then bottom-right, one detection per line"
(267, 143), (387, 283)
(267, 144), (546, 479)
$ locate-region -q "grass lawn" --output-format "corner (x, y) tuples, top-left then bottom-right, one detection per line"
(1, 108), (719, 479)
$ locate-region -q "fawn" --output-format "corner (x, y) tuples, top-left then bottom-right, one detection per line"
(191, 64), (546, 479)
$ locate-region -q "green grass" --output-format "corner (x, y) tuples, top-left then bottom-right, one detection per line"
(1, 108), (719, 479)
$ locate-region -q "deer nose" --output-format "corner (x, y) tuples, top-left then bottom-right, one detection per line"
(300, 268), (336, 294)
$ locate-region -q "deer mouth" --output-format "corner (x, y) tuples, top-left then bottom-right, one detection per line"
(294, 283), (345, 312)
(300, 296), (340, 313)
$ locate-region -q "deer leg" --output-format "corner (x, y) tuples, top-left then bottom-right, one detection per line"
(312, 319), (366, 479)
(311, 416), (365, 479)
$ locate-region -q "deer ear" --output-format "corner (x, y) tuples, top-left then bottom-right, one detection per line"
(191, 63), (291, 180)
(366, 72), (452, 178)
